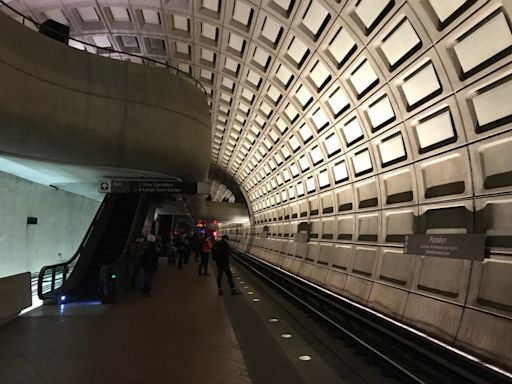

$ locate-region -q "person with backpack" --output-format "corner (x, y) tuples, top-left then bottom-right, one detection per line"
(212, 235), (239, 296)
(198, 234), (212, 276)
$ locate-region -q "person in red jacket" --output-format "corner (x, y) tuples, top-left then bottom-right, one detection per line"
(198, 234), (212, 276)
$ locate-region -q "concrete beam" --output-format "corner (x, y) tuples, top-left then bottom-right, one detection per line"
(0, 13), (211, 182)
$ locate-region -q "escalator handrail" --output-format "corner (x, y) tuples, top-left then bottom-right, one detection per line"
(0, 0), (208, 98)
(117, 192), (145, 263)
(37, 194), (112, 299)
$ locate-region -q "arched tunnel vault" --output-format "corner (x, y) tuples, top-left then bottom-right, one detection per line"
(4, 0), (512, 372)
(209, 164), (249, 207)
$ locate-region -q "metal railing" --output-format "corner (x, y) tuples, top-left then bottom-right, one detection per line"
(38, 260), (78, 297)
(0, 0), (208, 98)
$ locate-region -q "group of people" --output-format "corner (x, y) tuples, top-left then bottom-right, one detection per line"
(128, 234), (159, 296)
(129, 231), (239, 296)
(166, 233), (197, 269)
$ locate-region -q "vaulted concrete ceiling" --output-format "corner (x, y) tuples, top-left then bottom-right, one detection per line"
(2, 0), (512, 213)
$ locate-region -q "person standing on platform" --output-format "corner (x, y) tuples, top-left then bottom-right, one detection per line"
(191, 232), (201, 262)
(198, 234), (212, 275)
(167, 236), (177, 266)
(156, 234), (164, 257)
(184, 234), (192, 265)
(177, 234), (186, 270)
(174, 234), (182, 269)
(141, 234), (158, 296)
(154, 234), (164, 270)
(213, 235), (239, 296)
(129, 235), (145, 289)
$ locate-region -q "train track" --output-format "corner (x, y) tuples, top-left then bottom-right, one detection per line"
(231, 249), (512, 384)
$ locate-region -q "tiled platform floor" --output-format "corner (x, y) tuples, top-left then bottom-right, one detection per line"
(0, 260), (252, 384)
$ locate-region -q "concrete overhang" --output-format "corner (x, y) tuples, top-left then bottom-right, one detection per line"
(0, 12), (211, 194)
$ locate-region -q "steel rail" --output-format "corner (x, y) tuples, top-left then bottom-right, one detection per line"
(231, 249), (512, 384)
(232, 250), (426, 383)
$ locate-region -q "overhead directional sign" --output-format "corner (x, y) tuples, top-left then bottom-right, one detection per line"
(98, 180), (209, 194)
(98, 180), (111, 193)
(404, 234), (485, 261)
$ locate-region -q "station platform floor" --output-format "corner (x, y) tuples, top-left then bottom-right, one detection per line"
(0, 257), (346, 384)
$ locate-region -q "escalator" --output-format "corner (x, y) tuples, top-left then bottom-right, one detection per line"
(38, 192), (150, 303)
(73, 193), (142, 298)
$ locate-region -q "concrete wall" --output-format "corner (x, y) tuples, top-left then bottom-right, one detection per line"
(220, 1), (512, 371)
(0, 272), (31, 325)
(0, 12), (210, 182)
(225, 218), (512, 371)
(200, 201), (249, 222)
(0, 171), (100, 278)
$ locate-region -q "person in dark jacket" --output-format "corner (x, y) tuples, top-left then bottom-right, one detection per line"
(178, 234), (191, 268)
(141, 234), (159, 296)
(129, 235), (145, 289)
(183, 234), (192, 265)
(213, 235), (239, 295)
(191, 232), (201, 262)
(174, 234), (185, 269)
